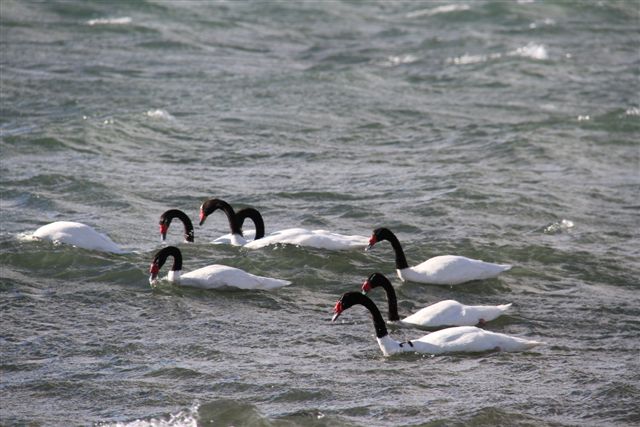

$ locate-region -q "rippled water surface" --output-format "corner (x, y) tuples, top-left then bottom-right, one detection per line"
(1, 1), (639, 426)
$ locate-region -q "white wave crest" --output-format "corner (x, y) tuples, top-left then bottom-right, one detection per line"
(97, 403), (198, 427)
(87, 17), (132, 26)
(383, 54), (419, 67)
(146, 109), (175, 121)
(544, 219), (574, 235)
(447, 43), (548, 65)
(508, 43), (548, 60)
(625, 107), (640, 116)
(407, 4), (470, 18)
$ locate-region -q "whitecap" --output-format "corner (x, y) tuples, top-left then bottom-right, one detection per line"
(625, 107), (640, 116)
(96, 403), (198, 427)
(383, 54), (419, 67)
(508, 43), (548, 60)
(447, 52), (502, 65)
(145, 109), (175, 121)
(87, 17), (132, 26)
(406, 4), (470, 18)
(543, 219), (574, 235)
(448, 43), (547, 66)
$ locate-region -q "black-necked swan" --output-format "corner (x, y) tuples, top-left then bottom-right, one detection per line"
(200, 198), (369, 250)
(32, 221), (125, 253)
(332, 292), (542, 356)
(362, 273), (511, 328)
(199, 199), (263, 246)
(366, 227), (512, 285)
(159, 209), (194, 242)
(149, 246), (290, 290)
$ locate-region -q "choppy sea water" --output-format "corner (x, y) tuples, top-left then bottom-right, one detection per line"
(1, 1), (639, 426)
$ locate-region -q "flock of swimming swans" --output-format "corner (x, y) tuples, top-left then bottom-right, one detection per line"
(29, 198), (544, 357)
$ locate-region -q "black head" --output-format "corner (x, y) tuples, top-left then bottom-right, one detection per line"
(361, 272), (390, 294)
(159, 209), (194, 242)
(198, 198), (241, 235)
(149, 246), (182, 283)
(199, 199), (229, 226)
(332, 291), (369, 322)
(366, 227), (392, 250)
(331, 291), (388, 338)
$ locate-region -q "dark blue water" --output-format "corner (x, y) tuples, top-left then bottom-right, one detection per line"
(1, 1), (639, 426)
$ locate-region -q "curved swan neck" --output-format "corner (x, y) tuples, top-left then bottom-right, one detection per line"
(377, 228), (409, 270)
(376, 276), (400, 321)
(200, 199), (242, 235)
(341, 292), (388, 338)
(235, 207), (265, 239)
(160, 209), (194, 242)
(156, 246), (183, 271)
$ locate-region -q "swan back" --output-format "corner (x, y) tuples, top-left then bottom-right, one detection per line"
(181, 264), (291, 290)
(413, 326), (542, 354)
(402, 300), (512, 327)
(33, 221), (124, 253)
(399, 255), (512, 285)
(244, 228), (369, 250)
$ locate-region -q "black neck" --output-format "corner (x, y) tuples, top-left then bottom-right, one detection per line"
(201, 199), (242, 235)
(156, 246), (183, 271)
(343, 292), (388, 338)
(379, 229), (409, 270)
(235, 207), (265, 239)
(161, 209), (194, 242)
(377, 278), (400, 321)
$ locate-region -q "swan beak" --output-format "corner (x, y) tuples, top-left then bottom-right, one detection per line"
(149, 263), (160, 286)
(332, 300), (344, 322)
(159, 223), (168, 241)
(365, 236), (377, 251)
(198, 210), (206, 226)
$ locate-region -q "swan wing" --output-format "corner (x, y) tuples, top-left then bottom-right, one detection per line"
(463, 303), (513, 323)
(414, 326), (542, 353)
(32, 221), (124, 253)
(402, 300), (468, 327)
(181, 264), (290, 290)
(406, 255), (511, 285)
(244, 228), (368, 250)
(211, 232), (248, 246)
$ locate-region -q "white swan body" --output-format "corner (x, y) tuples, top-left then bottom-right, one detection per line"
(199, 199), (367, 250)
(368, 228), (511, 285)
(332, 292), (542, 357)
(167, 265), (290, 290)
(211, 230), (257, 246)
(397, 255), (512, 285)
(32, 221), (124, 253)
(362, 273), (512, 328)
(150, 246), (290, 290)
(401, 300), (512, 328)
(244, 228), (369, 250)
(376, 326), (542, 356)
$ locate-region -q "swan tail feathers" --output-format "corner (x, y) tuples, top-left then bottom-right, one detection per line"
(498, 303), (513, 312)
